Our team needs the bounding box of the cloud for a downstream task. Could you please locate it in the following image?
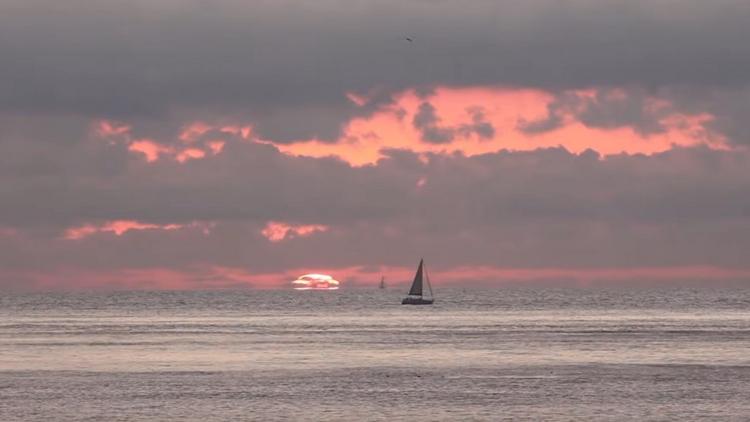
[2,1,750,289]
[577,89,668,136]
[663,86,750,146]
[3,1,750,142]
[413,102,455,143]
[413,102,496,144]
[261,221,329,242]
[458,107,495,140]
[64,220,213,240]
[517,88,674,136]
[2,116,750,289]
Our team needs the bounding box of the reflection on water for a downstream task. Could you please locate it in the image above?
[1,288,749,420]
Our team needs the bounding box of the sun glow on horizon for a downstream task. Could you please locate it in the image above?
[292,273,340,290]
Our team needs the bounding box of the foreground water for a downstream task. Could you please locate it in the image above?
[1,288,749,421]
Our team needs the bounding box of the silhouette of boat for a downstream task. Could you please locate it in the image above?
[379,276,386,289]
[401,259,434,305]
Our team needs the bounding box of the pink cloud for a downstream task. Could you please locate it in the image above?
[179,121,213,143]
[207,140,226,154]
[94,88,726,168]
[64,220,213,240]
[176,148,207,162]
[345,91,368,107]
[93,120,131,138]
[261,221,329,242]
[129,139,172,162]
[274,87,726,166]
[220,125,253,140]
[94,119,248,163]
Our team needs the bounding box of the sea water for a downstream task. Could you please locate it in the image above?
[1,288,749,421]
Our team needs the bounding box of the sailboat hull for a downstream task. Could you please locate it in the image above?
[401,297,434,305]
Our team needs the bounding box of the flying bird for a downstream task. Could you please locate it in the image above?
[405,37,413,42]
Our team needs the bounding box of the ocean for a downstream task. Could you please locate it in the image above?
[1,288,749,421]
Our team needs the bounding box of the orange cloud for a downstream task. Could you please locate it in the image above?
[207,140,226,154]
[176,148,206,162]
[64,220,213,240]
[261,221,329,242]
[179,121,213,143]
[129,139,171,162]
[345,91,369,107]
[94,119,245,164]
[95,87,726,168]
[274,87,726,166]
[94,120,131,138]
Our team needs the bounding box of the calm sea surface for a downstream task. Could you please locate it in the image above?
[1,288,749,421]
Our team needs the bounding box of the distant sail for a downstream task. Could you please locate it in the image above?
[379,276,386,289]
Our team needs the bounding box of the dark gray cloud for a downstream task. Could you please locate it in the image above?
[459,107,495,140]
[517,88,672,136]
[3,1,750,289]
[413,103,495,143]
[517,103,567,135]
[3,1,750,141]
[413,102,455,143]
[577,89,667,135]
[660,86,750,146]
[2,115,750,281]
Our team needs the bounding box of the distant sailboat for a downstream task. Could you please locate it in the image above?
[401,259,434,305]
[379,276,386,289]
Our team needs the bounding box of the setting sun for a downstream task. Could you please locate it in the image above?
[291,274,340,290]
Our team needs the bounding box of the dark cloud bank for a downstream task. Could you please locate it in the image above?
[2,1,750,288]
[2,0,750,142]
[2,119,750,283]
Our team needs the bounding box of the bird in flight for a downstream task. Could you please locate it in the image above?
[405,37,413,42]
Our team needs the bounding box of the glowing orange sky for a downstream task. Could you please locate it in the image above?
[64,220,215,239]
[96,87,726,168]
[261,221,329,242]
[17,264,750,291]
[273,87,725,166]
[68,86,742,290]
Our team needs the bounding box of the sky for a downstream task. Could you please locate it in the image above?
[2,0,750,290]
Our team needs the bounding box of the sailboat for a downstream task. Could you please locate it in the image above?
[379,276,386,289]
[401,259,434,305]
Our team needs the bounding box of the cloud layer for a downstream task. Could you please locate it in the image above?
[2,117,750,289]
[3,0,750,141]
[2,1,750,289]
